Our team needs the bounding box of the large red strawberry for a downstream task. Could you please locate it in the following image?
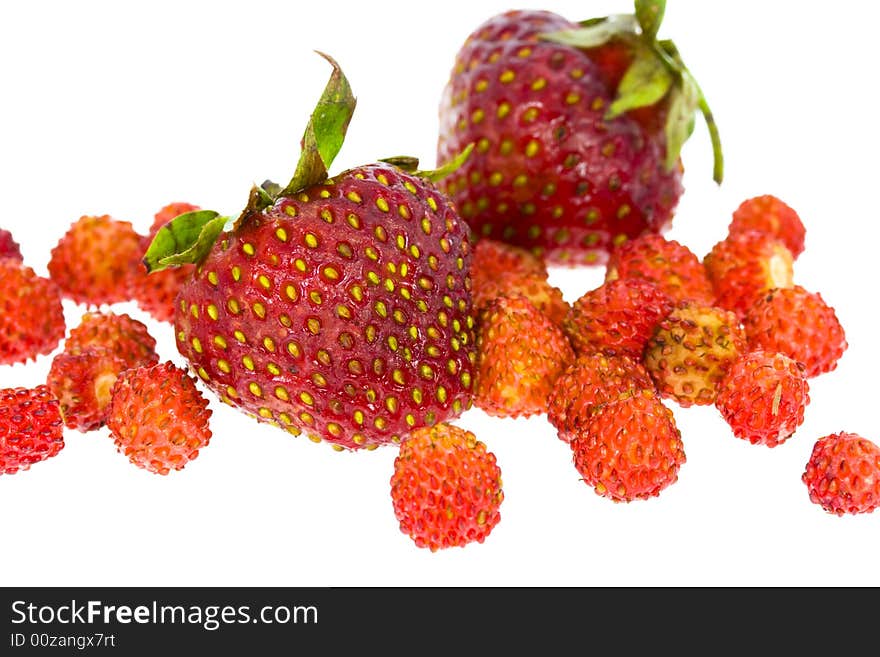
[144,55,476,451]
[437,1,722,265]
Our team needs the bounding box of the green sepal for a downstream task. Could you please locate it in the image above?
[635,0,666,40]
[380,143,474,183]
[417,143,474,183]
[378,156,420,172]
[663,73,700,174]
[605,49,673,119]
[142,210,233,273]
[281,52,356,197]
[540,14,638,49]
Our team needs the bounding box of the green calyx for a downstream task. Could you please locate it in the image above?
[540,0,723,184]
[143,52,358,272]
[379,143,475,183]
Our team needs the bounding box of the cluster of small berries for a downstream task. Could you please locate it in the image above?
[0,206,213,478]
[468,194,876,518]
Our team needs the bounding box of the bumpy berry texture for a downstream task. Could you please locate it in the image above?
[474,293,574,418]
[703,230,793,319]
[0,385,64,476]
[0,260,66,366]
[802,432,880,516]
[563,278,673,358]
[106,361,213,475]
[473,269,568,327]
[471,237,547,281]
[390,423,503,551]
[547,351,655,442]
[570,389,686,503]
[47,348,130,432]
[644,302,747,407]
[729,194,805,259]
[606,234,714,304]
[743,285,846,378]
[174,164,476,451]
[131,202,201,322]
[436,10,683,265]
[64,311,159,367]
[715,350,809,448]
[48,214,142,306]
[0,228,23,262]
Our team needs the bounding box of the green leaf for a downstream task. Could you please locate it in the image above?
[281,52,357,197]
[635,0,666,39]
[540,14,638,50]
[143,210,231,272]
[663,73,700,173]
[605,51,673,119]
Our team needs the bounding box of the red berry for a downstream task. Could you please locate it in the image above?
[46,347,130,432]
[729,194,805,259]
[563,278,673,358]
[802,432,880,516]
[474,293,574,418]
[715,350,810,448]
[644,302,747,407]
[390,422,503,551]
[571,390,686,503]
[0,260,66,366]
[547,351,655,442]
[0,385,64,476]
[0,228,23,262]
[106,361,213,475]
[703,230,794,319]
[606,234,715,304]
[48,214,142,306]
[436,10,687,265]
[470,240,568,324]
[64,311,158,368]
[742,285,847,378]
[174,164,476,450]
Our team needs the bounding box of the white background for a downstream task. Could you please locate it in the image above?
[1,0,878,587]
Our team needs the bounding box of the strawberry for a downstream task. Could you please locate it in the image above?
[473,269,569,326]
[390,422,503,551]
[715,350,810,448]
[547,351,655,442]
[742,285,847,378]
[570,389,686,503]
[729,194,805,259]
[0,260,66,366]
[644,301,747,406]
[144,56,476,451]
[436,2,722,265]
[703,230,793,319]
[802,432,880,516]
[48,214,142,306]
[47,347,129,432]
[605,233,714,304]
[0,385,64,476]
[470,237,568,324]
[0,228,23,262]
[64,311,158,368]
[471,237,547,280]
[130,202,201,322]
[474,293,574,418]
[106,361,213,475]
[563,277,673,358]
